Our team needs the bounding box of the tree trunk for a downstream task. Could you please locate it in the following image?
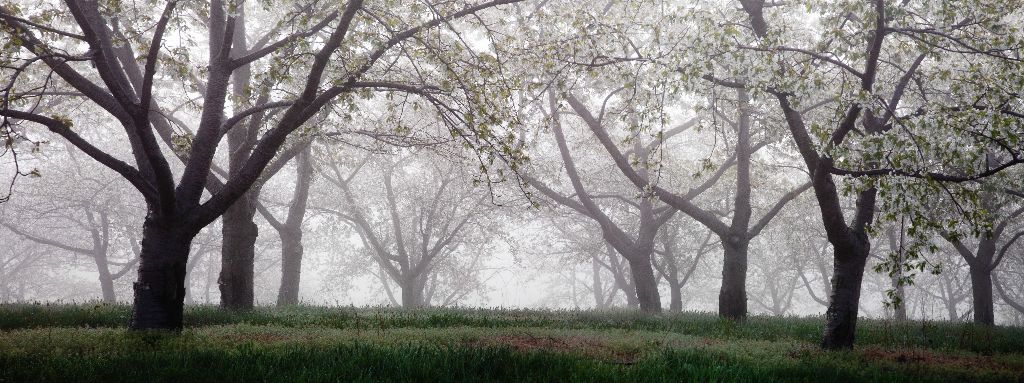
[94,254,116,303]
[218,194,258,310]
[591,255,605,309]
[276,229,303,306]
[668,280,682,312]
[401,275,425,308]
[626,254,661,312]
[719,237,748,319]
[821,242,869,350]
[969,265,995,325]
[129,217,192,331]
[893,280,907,321]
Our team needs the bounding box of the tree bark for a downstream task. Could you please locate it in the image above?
[719,237,749,319]
[129,216,192,330]
[218,196,258,310]
[626,254,661,312]
[969,265,995,325]
[218,12,259,311]
[820,242,870,350]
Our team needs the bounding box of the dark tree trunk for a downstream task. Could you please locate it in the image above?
[218,195,258,310]
[129,217,192,331]
[719,237,749,319]
[276,229,303,306]
[218,15,259,311]
[821,242,870,350]
[626,254,661,312]
[969,265,995,325]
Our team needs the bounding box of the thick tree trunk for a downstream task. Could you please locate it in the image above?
[129,217,192,331]
[969,265,995,325]
[719,238,748,319]
[218,194,258,310]
[401,275,425,308]
[626,254,661,312]
[276,229,303,306]
[821,242,869,350]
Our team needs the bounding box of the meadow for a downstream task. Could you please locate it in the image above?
[0,304,1021,382]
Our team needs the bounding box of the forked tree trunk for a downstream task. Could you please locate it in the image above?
[626,254,661,312]
[129,217,193,330]
[969,265,995,325]
[821,241,870,350]
[276,229,303,306]
[219,195,258,310]
[719,238,749,319]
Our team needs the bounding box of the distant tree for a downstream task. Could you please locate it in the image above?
[319,152,496,308]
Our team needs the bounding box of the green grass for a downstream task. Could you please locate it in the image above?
[0,304,1022,382]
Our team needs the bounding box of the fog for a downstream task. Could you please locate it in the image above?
[1,0,1023,341]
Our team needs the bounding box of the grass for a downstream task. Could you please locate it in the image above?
[0,304,1021,382]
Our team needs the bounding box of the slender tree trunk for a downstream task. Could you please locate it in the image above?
[219,196,258,310]
[276,229,303,306]
[821,241,870,350]
[94,254,116,303]
[626,254,661,312]
[719,237,749,319]
[893,275,907,321]
[969,265,995,325]
[275,147,312,306]
[218,13,259,311]
[591,255,605,309]
[886,227,907,321]
[129,217,192,330]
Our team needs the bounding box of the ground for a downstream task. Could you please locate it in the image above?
[0,304,1021,382]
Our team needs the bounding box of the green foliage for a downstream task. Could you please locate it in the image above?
[0,304,1022,382]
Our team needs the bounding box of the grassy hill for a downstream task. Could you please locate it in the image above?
[0,304,1021,382]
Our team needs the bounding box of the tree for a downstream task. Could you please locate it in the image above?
[0,143,140,302]
[0,0,523,329]
[319,151,496,308]
[723,0,1024,348]
[520,91,678,312]
[940,193,1024,324]
[256,145,314,306]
